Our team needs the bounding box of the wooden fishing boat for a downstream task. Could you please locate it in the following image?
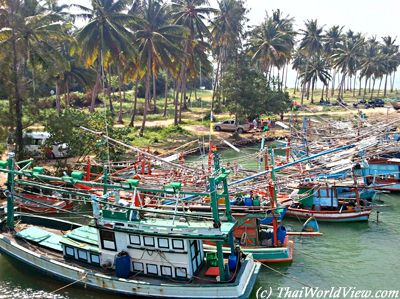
[0,153,261,298]
[286,206,372,222]
[360,158,400,192]
[286,182,373,222]
[16,192,73,213]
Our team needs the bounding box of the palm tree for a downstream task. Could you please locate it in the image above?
[131,0,186,136]
[298,19,324,103]
[360,39,380,99]
[299,56,331,102]
[332,35,364,100]
[74,0,135,112]
[0,0,68,157]
[248,10,295,87]
[171,0,216,123]
[210,0,246,110]
[323,25,343,97]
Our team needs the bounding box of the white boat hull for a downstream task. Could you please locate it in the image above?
[0,234,260,298]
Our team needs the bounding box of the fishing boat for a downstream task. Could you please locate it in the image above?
[286,182,372,222]
[0,153,260,298]
[15,188,74,213]
[361,158,400,191]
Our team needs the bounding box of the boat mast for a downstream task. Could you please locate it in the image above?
[6,152,15,229]
[269,148,278,246]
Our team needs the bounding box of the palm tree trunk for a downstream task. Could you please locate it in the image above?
[106,71,114,117]
[163,72,169,117]
[179,87,184,123]
[55,79,61,115]
[284,62,289,90]
[90,69,101,112]
[211,58,221,113]
[65,81,70,108]
[368,77,371,93]
[331,69,336,97]
[306,81,311,102]
[363,77,368,99]
[11,20,24,158]
[129,79,139,127]
[174,78,181,125]
[384,73,389,97]
[140,55,152,136]
[358,76,362,96]
[370,77,376,100]
[321,84,325,100]
[117,65,123,124]
[377,77,383,96]
[310,78,315,104]
[353,74,357,97]
[153,73,157,113]
[391,71,396,92]
[294,73,298,95]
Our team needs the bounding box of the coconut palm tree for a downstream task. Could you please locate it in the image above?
[210,0,246,110]
[248,13,295,85]
[0,0,69,157]
[298,19,324,103]
[332,35,364,100]
[74,0,135,112]
[323,25,343,97]
[299,56,331,102]
[130,0,186,136]
[171,0,216,123]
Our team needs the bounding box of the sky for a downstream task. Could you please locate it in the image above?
[63,0,400,90]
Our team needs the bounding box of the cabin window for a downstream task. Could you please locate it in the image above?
[190,240,201,272]
[78,249,88,261]
[143,236,155,247]
[100,230,117,251]
[65,246,74,257]
[129,234,141,245]
[90,254,100,265]
[175,267,187,278]
[161,265,172,277]
[158,238,169,249]
[132,262,144,272]
[172,239,184,250]
[146,264,158,275]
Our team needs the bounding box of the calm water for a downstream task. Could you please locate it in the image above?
[1,146,399,298]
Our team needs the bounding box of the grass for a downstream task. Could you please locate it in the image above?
[2,86,398,154]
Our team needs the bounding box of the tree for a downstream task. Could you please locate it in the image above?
[210,0,247,110]
[298,19,324,103]
[131,0,186,136]
[248,10,295,87]
[171,0,216,123]
[222,53,291,121]
[0,0,68,157]
[74,0,135,112]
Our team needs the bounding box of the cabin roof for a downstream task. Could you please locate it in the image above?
[65,225,98,246]
[101,216,236,240]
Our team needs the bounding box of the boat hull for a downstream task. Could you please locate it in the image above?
[204,237,294,264]
[286,207,371,222]
[0,217,260,299]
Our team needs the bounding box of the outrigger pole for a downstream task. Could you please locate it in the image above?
[79,126,196,172]
[229,144,355,186]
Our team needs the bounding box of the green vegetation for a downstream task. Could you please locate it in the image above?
[0,0,399,159]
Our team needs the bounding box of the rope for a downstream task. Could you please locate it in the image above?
[50,272,88,294]
[250,256,315,289]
